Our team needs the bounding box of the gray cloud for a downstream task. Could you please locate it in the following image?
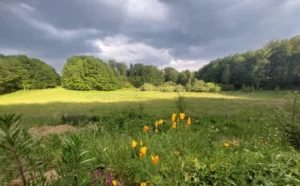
[0,0,299,72]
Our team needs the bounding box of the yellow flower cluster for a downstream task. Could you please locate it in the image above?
[171,113,191,128]
[131,113,192,185]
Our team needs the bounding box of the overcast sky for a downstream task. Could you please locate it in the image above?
[1,0,300,72]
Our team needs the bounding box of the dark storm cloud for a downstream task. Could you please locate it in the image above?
[0,0,299,71]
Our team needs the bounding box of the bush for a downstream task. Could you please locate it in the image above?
[140,83,157,91]
[242,85,255,93]
[158,82,177,92]
[274,85,280,91]
[222,84,236,91]
[175,85,186,92]
[191,80,221,92]
[123,81,134,88]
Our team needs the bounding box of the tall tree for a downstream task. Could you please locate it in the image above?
[221,64,230,85]
[164,67,179,83]
[62,56,120,91]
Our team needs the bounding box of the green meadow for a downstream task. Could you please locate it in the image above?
[1,88,300,186]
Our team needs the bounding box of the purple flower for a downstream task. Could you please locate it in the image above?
[104,179,112,186]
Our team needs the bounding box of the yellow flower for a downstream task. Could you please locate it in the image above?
[276,140,279,143]
[141,182,148,186]
[140,147,147,158]
[171,113,177,122]
[155,129,158,133]
[155,121,159,127]
[151,155,159,165]
[112,180,117,186]
[131,140,137,148]
[158,120,163,125]
[224,142,230,147]
[172,122,177,129]
[139,152,143,159]
[179,113,185,120]
[140,140,143,146]
[143,125,149,132]
[187,117,191,125]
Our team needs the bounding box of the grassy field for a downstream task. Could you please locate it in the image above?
[0,87,288,128]
[1,88,300,185]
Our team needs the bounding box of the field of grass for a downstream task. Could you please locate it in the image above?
[1,88,300,185]
[0,87,288,128]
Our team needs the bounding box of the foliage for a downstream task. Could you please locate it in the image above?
[0,55,60,94]
[139,82,186,92]
[56,134,95,185]
[108,59,127,88]
[127,63,164,87]
[197,35,300,90]
[176,93,186,112]
[61,56,120,91]
[276,91,300,149]
[242,85,255,93]
[221,84,236,91]
[0,114,46,185]
[191,80,221,92]
[139,83,157,91]
[158,81,177,92]
[164,67,179,83]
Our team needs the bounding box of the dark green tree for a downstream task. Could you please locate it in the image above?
[164,67,179,83]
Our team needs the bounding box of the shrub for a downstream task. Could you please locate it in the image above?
[175,85,186,92]
[276,91,300,149]
[158,81,177,92]
[242,85,255,92]
[139,83,157,91]
[191,80,221,92]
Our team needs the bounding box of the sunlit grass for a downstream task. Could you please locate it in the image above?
[0,87,284,105]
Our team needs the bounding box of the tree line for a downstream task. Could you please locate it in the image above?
[196,35,300,90]
[0,54,60,94]
[1,35,299,94]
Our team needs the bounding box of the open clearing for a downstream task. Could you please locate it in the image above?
[1,88,299,185]
[0,88,288,128]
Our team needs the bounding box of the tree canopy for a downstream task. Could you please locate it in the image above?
[0,55,60,94]
[196,36,300,90]
[61,56,120,91]
[127,63,165,87]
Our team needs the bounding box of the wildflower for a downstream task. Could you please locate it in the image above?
[187,117,191,125]
[155,129,158,133]
[172,113,177,122]
[141,182,148,186]
[140,140,143,146]
[143,125,149,132]
[155,121,159,127]
[224,142,230,147]
[151,155,159,165]
[131,140,137,148]
[158,120,163,125]
[172,122,177,129]
[139,152,143,159]
[179,113,185,120]
[140,147,148,158]
[112,180,117,186]
[276,140,279,143]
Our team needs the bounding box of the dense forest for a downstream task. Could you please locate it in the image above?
[1,36,299,94]
[196,36,300,90]
[0,54,60,94]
